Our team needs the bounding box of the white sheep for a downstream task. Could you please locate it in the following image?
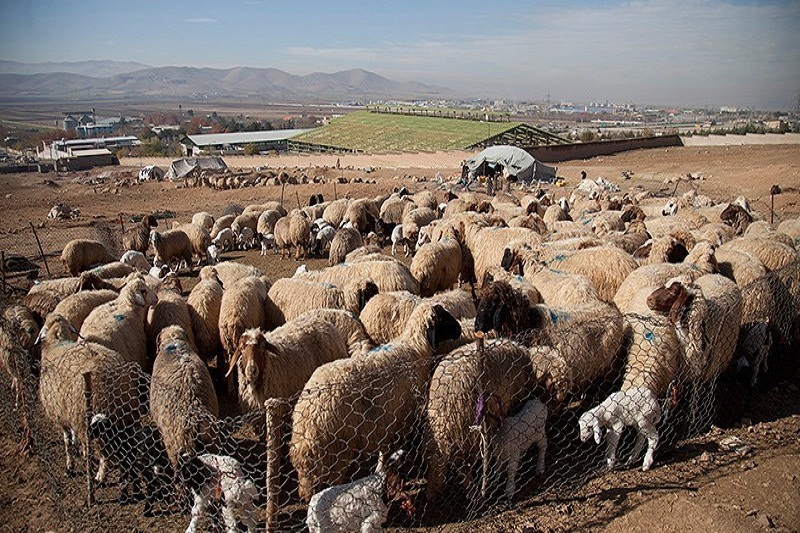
[178,453,258,533]
[212,227,235,251]
[578,387,661,471]
[260,233,276,256]
[391,224,407,256]
[120,250,151,272]
[492,398,548,499]
[237,226,256,250]
[306,450,406,533]
[206,244,220,265]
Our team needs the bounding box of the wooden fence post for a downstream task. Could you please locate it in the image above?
[1,251,6,294]
[280,183,286,208]
[83,372,95,506]
[475,332,491,501]
[264,399,284,532]
[29,222,51,278]
[333,181,338,201]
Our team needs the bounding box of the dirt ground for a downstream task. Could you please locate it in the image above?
[1,143,799,532]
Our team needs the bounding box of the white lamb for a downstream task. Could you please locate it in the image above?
[206,244,220,265]
[178,453,259,533]
[391,224,407,256]
[260,233,275,256]
[306,450,406,533]
[237,227,256,250]
[492,398,548,499]
[578,387,661,472]
[120,250,151,272]
[212,227,235,251]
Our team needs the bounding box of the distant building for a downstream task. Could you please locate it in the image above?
[63,115,79,131]
[181,129,312,156]
[38,135,141,169]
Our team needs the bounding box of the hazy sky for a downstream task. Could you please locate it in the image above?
[1,0,799,109]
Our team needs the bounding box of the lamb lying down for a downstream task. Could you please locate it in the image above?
[306,449,409,533]
[178,452,259,533]
[578,386,661,471]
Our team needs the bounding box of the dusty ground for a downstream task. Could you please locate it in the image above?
[1,143,799,532]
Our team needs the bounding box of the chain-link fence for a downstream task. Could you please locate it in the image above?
[1,260,798,532]
[0,218,125,291]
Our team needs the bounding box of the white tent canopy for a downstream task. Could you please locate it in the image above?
[165,156,227,180]
[466,145,556,183]
[138,165,165,181]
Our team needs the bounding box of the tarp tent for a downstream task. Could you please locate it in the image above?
[138,165,165,181]
[165,156,227,180]
[465,145,556,183]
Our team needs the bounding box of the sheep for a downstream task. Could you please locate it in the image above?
[743,221,795,249]
[191,211,215,231]
[612,240,719,312]
[80,275,159,368]
[260,233,276,256]
[299,258,420,294]
[61,239,116,276]
[715,248,768,287]
[88,413,172,515]
[474,280,539,337]
[306,449,407,533]
[285,211,312,260]
[150,325,219,467]
[150,229,194,272]
[174,223,213,265]
[3,304,39,353]
[123,214,158,254]
[243,202,285,216]
[1,318,31,408]
[52,289,118,331]
[360,289,475,345]
[481,267,543,306]
[542,203,571,231]
[210,214,236,239]
[206,244,220,265]
[200,261,263,290]
[178,452,259,533]
[313,225,336,257]
[542,245,639,303]
[425,338,534,501]
[342,197,379,233]
[212,227,235,251]
[490,398,548,499]
[266,277,379,323]
[120,250,151,272]
[146,281,197,355]
[391,224,408,256]
[777,216,800,246]
[37,313,143,476]
[578,387,661,471]
[717,237,798,272]
[187,271,224,362]
[237,226,256,250]
[296,308,376,357]
[227,315,351,412]
[290,303,462,500]
[719,202,753,235]
[345,244,383,262]
[257,209,283,236]
[411,226,462,297]
[401,207,438,247]
[24,273,117,321]
[218,275,270,394]
[230,212,260,237]
[329,227,363,265]
[462,221,541,286]
[323,198,350,228]
[85,261,137,279]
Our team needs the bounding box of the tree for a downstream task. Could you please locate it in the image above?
[244,143,260,156]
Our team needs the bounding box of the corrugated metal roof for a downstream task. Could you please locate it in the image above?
[71,148,113,157]
[187,129,312,147]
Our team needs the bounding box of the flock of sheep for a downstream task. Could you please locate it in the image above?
[2,177,800,532]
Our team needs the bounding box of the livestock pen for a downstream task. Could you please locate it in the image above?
[1,259,798,532]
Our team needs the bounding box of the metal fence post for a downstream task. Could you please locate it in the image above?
[264,399,284,532]
[83,372,95,506]
[29,222,51,278]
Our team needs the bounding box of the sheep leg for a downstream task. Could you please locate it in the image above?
[604,427,621,470]
[641,425,659,471]
[504,451,521,499]
[391,242,397,256]
[95,455,109,483]
[185,492,206,533]
[536,438,547,476]
[361,510,387,533]
[627,432,647,467]
[63,429,75,475]
[221,502,239,533]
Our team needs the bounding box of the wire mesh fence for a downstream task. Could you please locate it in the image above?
[0,260,798,532]
[0,218,125,291]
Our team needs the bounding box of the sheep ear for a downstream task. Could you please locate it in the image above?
[376,451,386,474]
[593,425,602,445]
[225,342,243,378]
[34,326,47,345]
[134,290,146,306]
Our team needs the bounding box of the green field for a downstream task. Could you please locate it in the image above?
[292,111,520,152]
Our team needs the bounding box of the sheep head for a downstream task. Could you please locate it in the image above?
[226,329,283,386]
[410,304,460,351]
[143,214,159,228]
[38,313,78,345]
[684,240,719,274]
[621,204,645,223]
[156,325,190,350]
[475,279,536,336]
[123,277,159,307]
[578,410,602,445]
[647,279,695,325]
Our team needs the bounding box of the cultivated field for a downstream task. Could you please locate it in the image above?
[1,143,799,533]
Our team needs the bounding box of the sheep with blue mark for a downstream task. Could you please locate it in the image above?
[290,302,462,501]
[146,274,197,357]
[266,276,379,323]
[79,274,159,369]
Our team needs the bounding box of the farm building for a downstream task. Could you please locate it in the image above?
[181,129,312,156]
[288,110,570,153]
[37,135,140,170]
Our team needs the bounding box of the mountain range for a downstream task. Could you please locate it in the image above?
[0,60,451,101]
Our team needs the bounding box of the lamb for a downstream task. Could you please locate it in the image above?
[150,229,194,272]
[191,211,215,231]
[360,289,475,345]
[578,387,661,471]
[391,224,408,256]
[227,314,351,411]
[178,452,259,533]
[212,227,235,251]
[425,338,534,501]
[61,239,116,276]
[187,270,224,362]
[266,277,379,322]
[80,275,159,368]
[237,226,256,250]
[200,261,263,290]
[52,289,118,331]
[306,450,407,533]
[411,226,462,297]
[210,214,235,239]
[150,325,219,467]
[260,233,276,256]
[120,250,151,272]
[313,225,336,256]
[206,244,220,265]
[123,214,158,254]
[329,227,363,265]
[37,313,143,476]
[290,303,461,500]
[88,413,172,515]
[490,398,548,499]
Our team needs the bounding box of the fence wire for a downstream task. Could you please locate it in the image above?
[0,260,798,532]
